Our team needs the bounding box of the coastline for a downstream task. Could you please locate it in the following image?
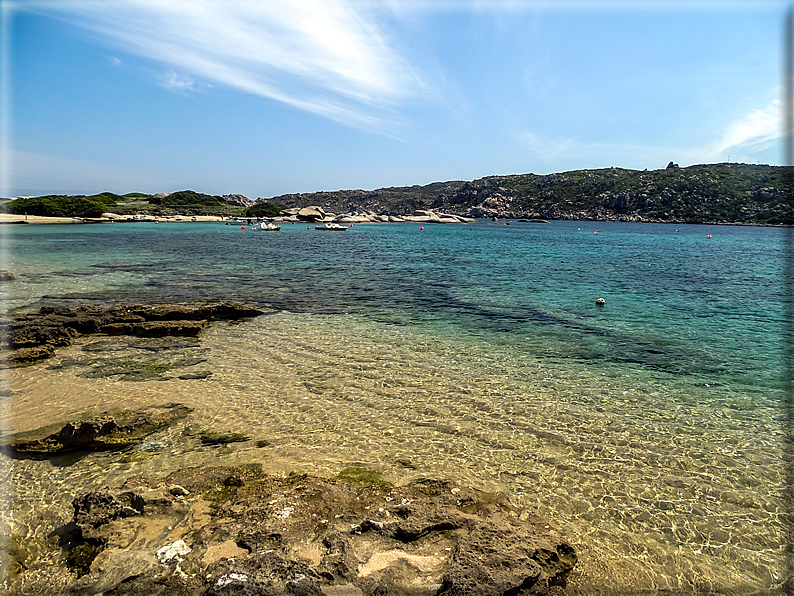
[0,214,226,225]
[0,220,788,593]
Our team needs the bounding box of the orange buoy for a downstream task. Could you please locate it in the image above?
[240,226,245,229]
[675,229,679,232]
[594,231,598,235]
[707,235,712,238]
[349,224,353,227]
[419,226,424,230]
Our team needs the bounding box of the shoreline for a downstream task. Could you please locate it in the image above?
[1,287,788,592]
[0,214,227,225]
[0,212,789,228]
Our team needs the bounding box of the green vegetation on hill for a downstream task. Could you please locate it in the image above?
[244,202,286,218]
[2,191,248,218]
[144,190,245,216]
[3,195,108,218]
[264,163,793,225]
[4,164,791,224]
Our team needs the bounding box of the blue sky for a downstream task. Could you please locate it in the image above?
[0,0,786,199]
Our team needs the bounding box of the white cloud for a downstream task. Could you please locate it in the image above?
[162,71,196,93]
[21,0,426,130]
[515,98,784,171]
[514,130,678,170]
[707,99,781,158]
[373,0,785,13]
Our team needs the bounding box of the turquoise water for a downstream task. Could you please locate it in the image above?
[0,219,790,592]
[3,220,786,399]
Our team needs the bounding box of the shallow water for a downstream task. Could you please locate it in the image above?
[0,220,790,592]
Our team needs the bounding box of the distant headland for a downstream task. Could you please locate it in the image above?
[3,162,791,226]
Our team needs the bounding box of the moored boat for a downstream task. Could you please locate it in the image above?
[314,223,347,231]
[254,222,281,231]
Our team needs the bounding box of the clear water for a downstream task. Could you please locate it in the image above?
[0,220,790,592]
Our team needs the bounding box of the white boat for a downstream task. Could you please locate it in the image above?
[314,223,347,231]
[254,222,281,231]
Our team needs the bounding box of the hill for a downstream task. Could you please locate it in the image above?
[259,163,792,225]
[3,163,790,224]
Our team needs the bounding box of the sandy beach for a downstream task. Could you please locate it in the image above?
[0,214,226,225]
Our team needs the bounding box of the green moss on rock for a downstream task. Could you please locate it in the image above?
[336,465,393,489]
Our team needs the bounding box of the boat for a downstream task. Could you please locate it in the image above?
[253,222,281,231]
[314,223,347,231]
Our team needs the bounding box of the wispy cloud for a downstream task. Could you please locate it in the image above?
[162,71,196,93]
[20,0,426,130]
[515,100,784,171]
[707,99,781,158]
[377,0,785,13]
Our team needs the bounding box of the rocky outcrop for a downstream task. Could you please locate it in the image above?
[33,465,576,596]
[222,194,255,208]
[0,270,14,281]
[297,206,326,221]
[257,163,793,226]
[1,301,265,365]
[1,403,193,455]
[269,206,475,225]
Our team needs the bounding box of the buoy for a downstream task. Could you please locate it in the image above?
[594,231,598,235]
[419,226,424,230]
[675,229,679,232]
[240,226,245,229]
[307,226,310,229]
[349,224,353,227]
[706,235,712,239]
[596,298,605,306]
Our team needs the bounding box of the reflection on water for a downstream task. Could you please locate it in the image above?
[1,312,789,592]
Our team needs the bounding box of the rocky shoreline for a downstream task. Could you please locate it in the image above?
[261,206,476,225]
[2,407,577,595]
[1,300,579,595]
[1,301,265,366]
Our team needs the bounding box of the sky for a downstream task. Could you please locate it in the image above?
[0,0,787,200]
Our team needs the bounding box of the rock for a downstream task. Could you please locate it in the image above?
[336,215,372,224]
[8,323,76,349]
[74,548,159,595]
[206,551,325,596]
[198,431,251,445]
[297,206,326,221]
[0,270,14,281]
[40,467,577,595]
[2,403,193,455]
[127,302,264,322]
[169,485,190,497]
[1,301,265,364]
[8,345,55,365]
[99,320,206,337]
[156,540,191,564]
[223,194,255,208]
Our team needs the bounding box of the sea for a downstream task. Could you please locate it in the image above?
[0,219,790,593]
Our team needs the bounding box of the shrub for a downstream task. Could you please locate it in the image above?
[6,196,107,218]
[245,202,286,218]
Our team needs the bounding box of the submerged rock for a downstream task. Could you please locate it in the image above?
[33,465,577,596]
[1,301,265,365]
[1,403,193,455]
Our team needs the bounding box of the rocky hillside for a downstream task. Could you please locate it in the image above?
[259,163,792,225]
